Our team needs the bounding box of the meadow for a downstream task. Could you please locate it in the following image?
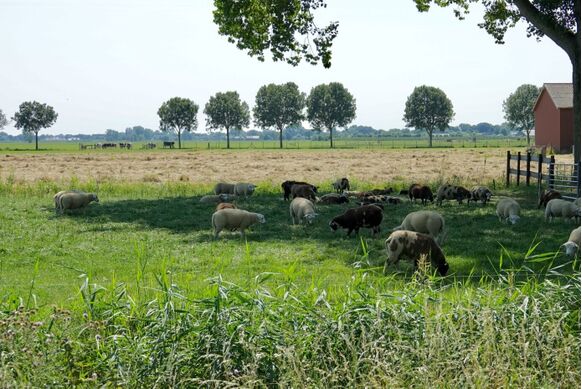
[0,148,579,386]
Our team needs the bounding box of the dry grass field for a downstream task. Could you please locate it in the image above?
[1,147,570,185]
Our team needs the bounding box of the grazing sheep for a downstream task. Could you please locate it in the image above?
[384,230,449,276]
[214,182,236,195]
[545,199,581,222]
[329,204,383,236]
[392,210,445,243]
[200,194,230,204]
[538,189,561,209]
[435,184,472,206]
[469,186,493,205]
[54,190,83,211]
[332,178,350,193]
[234,182,257,197]
[408,184,434,205]
[562,226,581,257]
[318,193,349,205]
[496,198,521,224]
[291,184,317,202]
[281,180,317,201]
[211,209,265,239]
[58,192,99,213]
[216,202,237,211]
[290,197,318,225]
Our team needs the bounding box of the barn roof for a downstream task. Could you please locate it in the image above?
[533,83,573,111]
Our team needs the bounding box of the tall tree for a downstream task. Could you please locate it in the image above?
[0,109,7,130]
[502,84,540,145]
[306,82,356,148]
[12,101,58,151]
[254,82,305,149]
[403,85,454,147]
[204,91,250,149]
[157,97,199,149]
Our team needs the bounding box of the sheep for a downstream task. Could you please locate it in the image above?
[496,198,521,224]
[435,184,471,206]
[216,202,237,211]
[538,189,561,209]
[281,181,317,201]
[369,188,394,195]
[469,186,493,205]
[329,204,383,236]
[384,230,449,276]
[562,226,581,257]
[211,209,265,239]
[58,192,99,213]
[318,193,349,205]
[290,197,318,225]
[291,184,317,202]
[200,194,231,204]
[332,178,350,193]
[54,190,83,211]
[392,210,445,243]
[234,182,257,197]
[545,199,581,223]
[214,182,236,195]
[408,184,433,205]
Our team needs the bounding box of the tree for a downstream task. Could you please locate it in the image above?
[502,84,540,145]
[157,97,199,149]
[254,82,305,149]
[0,109,7,130]
[403,85,454,147]
[12,101,58,151]
[204,91,250,149]
[306,82,356,148]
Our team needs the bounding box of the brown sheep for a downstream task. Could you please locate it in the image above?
[538,189,561,209]
[216,202,237,211]
[281,180,317,201]
[435,184,472,206]
[291,184,317,202]
[409,184,434,205]
[384,230,449,276]
[329,204,383,236]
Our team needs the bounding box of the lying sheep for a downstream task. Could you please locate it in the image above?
[562,226,581,257]
[545,199,581,223]
[538,189,561,209]
[58,192,99,213]
[290,197,318,225]
[392,210,445,243]
[384,230,449,276]
[332,178,350,193]
[435,184,471,206]
[329,204,383,236]
[386,196,401,205]
[214,182,236,195]
[216,202,237,211]
[469,186,493,205]
[369,188,394,195]
[200,194,230,204]
[496,198,521,224]
[211,209,265,239]
[54,190,83,211]
[318,193,349,205]
[234,182,257,197]
[291,184,317,202]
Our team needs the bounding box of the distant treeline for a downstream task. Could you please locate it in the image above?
[0,122,514,142]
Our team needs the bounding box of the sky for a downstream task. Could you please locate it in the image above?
[0,0,572,135]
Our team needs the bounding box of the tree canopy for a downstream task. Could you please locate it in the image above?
[403,85,454,147]
[12,101,58,151]
[157,97,199,149]
[204,91,250,149]
[502,84,540,145]
[254,82,305,148]
[306,82,356,148]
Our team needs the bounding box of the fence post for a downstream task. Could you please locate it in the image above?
[516,152,521,186]
[506,150,511,187]
[549,155,555,189]
[577,162,581,197]
[526,152,531,186]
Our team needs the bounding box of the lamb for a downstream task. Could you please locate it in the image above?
[216,202,237,211]
[318,193,349,205]
[538,189,561,209]
[291,184,317,202]
[200,194,231,204]
[392,210,445,243]
[214,182,236,195]
[435,184,471,206]
[408,184,433,205]
[384,230,449,276]
[332,178,350,193]
[281,181,317,201]
[329,204,383,236]
[469,186,493,205]
[544,199,581,223]
[211,209,266,239]
[58,192,99,213]
[290,197,318,225]
[234,182,257,197]
[562,226,581,257]
[496,198,521,224]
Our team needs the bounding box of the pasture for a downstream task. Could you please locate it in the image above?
[0,149,579,387]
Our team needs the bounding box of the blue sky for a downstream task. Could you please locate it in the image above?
[0,0,571,134]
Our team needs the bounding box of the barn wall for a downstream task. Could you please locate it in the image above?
[534,90,561,150]
[559,108,574,153]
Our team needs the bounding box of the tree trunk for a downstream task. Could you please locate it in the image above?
[226,127,230,149]
[428,130,433,148]
[279,125,283,149]
[178,130,182,149]
[35,131,39,151]
[526,130,531,146]
[572,53,580,165]
[329,127,333,149]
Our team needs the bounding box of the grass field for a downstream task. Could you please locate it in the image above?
[0,152,579,386]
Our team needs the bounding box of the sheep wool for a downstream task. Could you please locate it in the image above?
[290,197,317,225]
[545,199,581,222]
[234,183,257,197]
[496,198,521,224]
[200,194,230,204]
[211,209,265,238]
[54,190,83,211]
[563,226,581,257]
[214,183,236,195]
[58,192,99,213]
[393,210,445,243]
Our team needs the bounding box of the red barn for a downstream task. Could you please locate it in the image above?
[533,83,573,153]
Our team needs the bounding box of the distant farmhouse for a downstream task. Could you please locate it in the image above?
[533,83,573,153]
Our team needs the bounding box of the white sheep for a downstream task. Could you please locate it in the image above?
[545,198,581,222]
[58,192,99,213]
[562,226,581,257]
[214,182,236,195]
[54,190,83,212]
[496,197,521,224]
[392,210,445,243]
[211,209,265,238]
[234,182,257,197]
[200,194,230,204]
[289,197,318,225]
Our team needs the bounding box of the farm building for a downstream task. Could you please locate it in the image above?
[533,83,574,153]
